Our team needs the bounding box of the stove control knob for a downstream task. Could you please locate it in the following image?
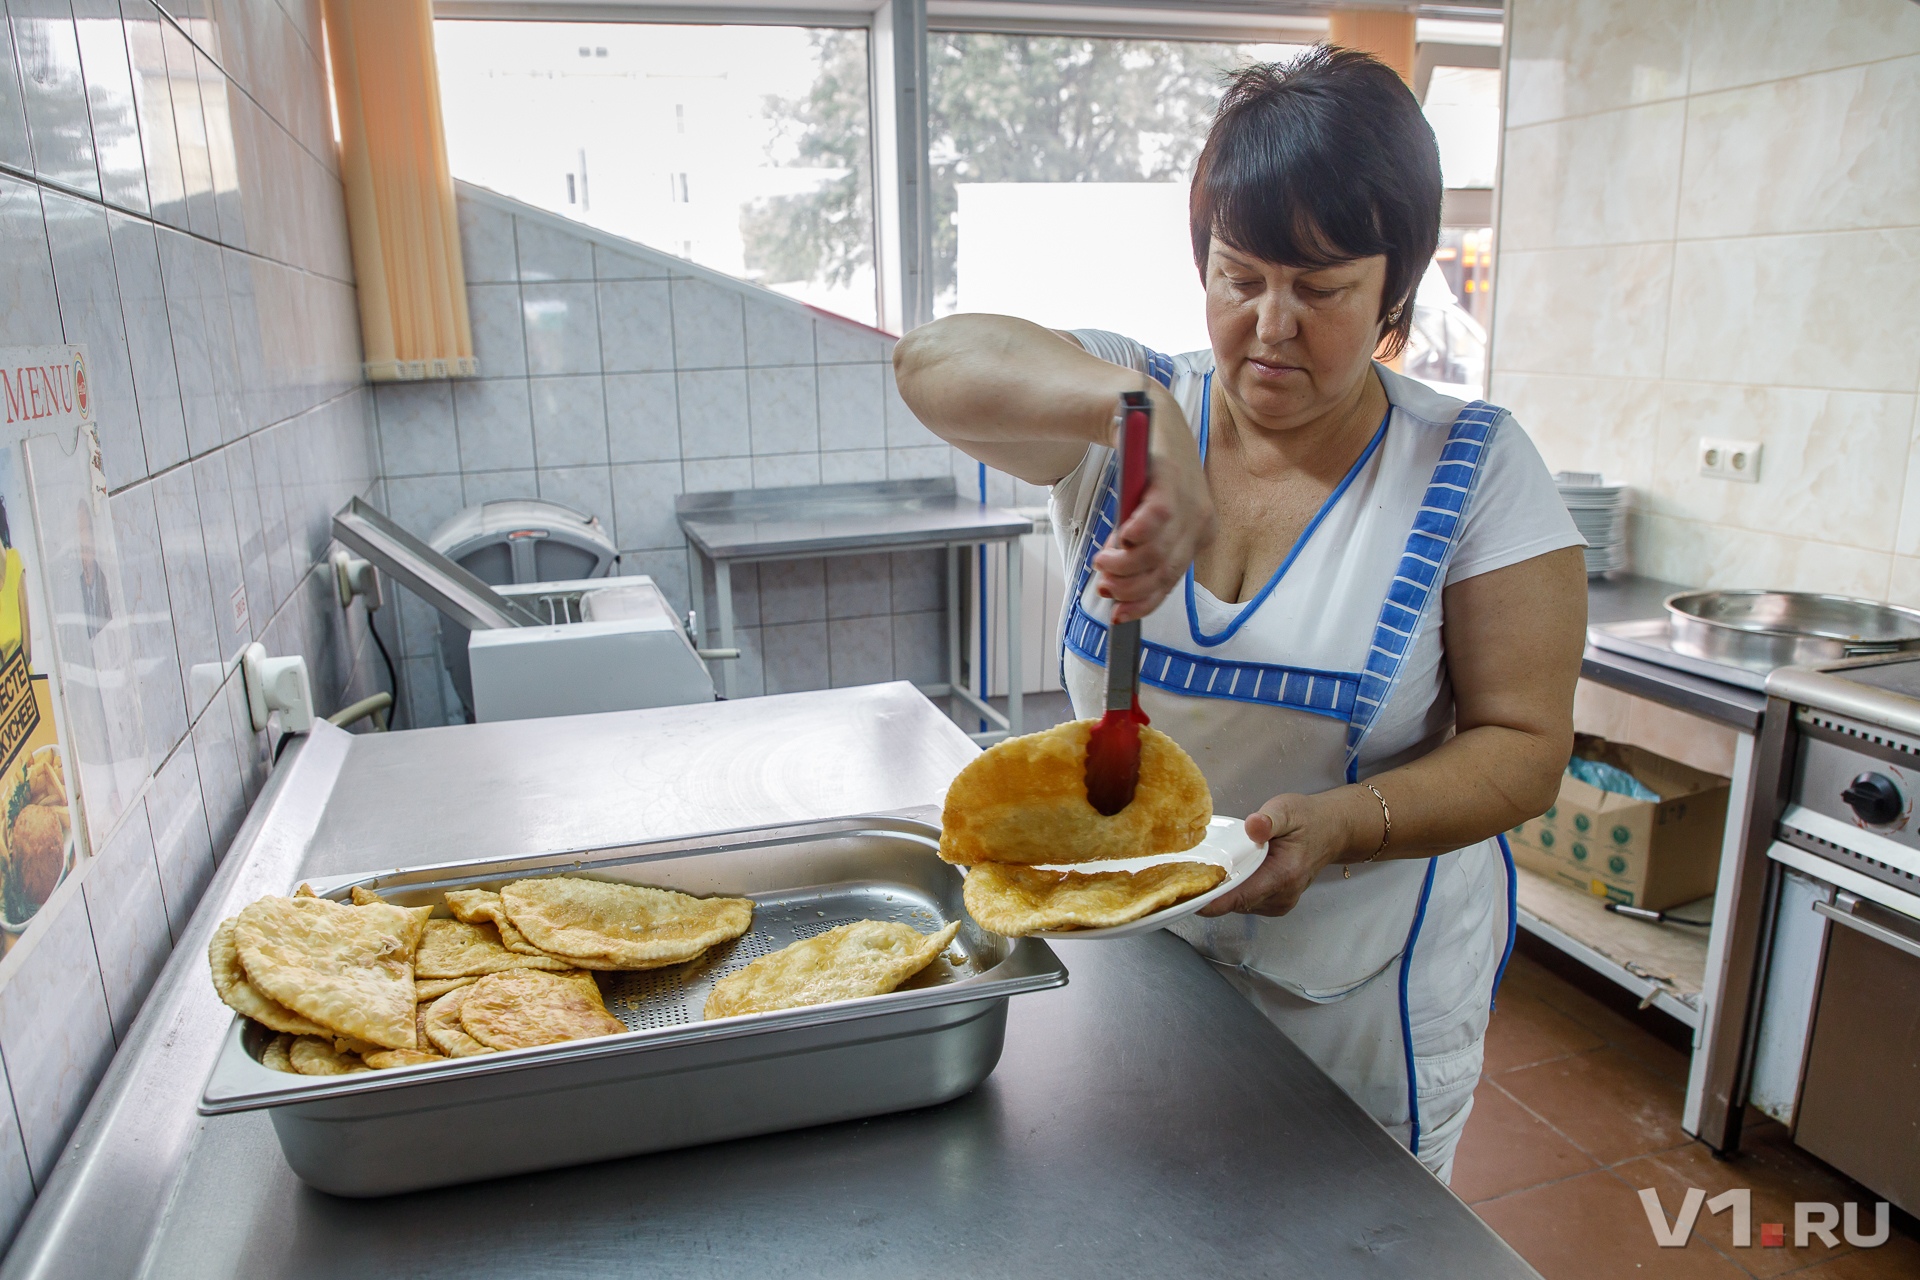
[1842,772,1903,826]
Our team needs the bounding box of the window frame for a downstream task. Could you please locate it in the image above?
[431,1,1503,334]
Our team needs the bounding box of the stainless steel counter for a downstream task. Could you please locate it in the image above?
[676,478,1036,731]
[1583,574,1766,730]
[2,684,1536,1280]
[675,477,1034,561]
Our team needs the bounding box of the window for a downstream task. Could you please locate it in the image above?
[435,21,878,326]
[924,34,1305,355]
[1408,62,1502,398]
[1422,65,1500,190]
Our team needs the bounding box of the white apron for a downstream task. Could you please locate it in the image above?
[1058,367,1518,1179]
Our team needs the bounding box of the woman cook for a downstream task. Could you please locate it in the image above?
[895,48,1587,1181]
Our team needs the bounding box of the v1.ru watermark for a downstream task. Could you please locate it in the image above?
[1639,1187,1891,1249]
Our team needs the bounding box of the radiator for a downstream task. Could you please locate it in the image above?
[970,510,1066,699]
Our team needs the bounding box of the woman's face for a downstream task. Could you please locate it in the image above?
[1204,241,1389,431]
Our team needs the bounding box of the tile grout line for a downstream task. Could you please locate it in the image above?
[1502,44,1920,132]
[0,159,357,291]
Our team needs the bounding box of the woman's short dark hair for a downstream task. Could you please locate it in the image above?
[1190,47,1442,358]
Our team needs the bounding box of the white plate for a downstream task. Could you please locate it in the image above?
[971,815,1266,941]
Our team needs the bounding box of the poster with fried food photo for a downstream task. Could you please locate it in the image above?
[0,346,152,985]
[0,348,90,960]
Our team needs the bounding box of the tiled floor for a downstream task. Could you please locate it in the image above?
[1456,944,1920,1278]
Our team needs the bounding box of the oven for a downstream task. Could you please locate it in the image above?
[1725,660,1920,1215]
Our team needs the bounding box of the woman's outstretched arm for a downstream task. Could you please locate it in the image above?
[894,314,1214,623]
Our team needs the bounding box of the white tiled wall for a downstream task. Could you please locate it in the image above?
[376,183,979,725]
[1490,0,1920,601]
[0,0,378,1250]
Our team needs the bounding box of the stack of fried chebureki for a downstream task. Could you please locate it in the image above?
[213,877,752,1075]
[940,719,1224,935]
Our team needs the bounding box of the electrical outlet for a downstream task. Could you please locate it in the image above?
[1698,437,1762,484]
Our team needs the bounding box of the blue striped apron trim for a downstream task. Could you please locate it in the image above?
[1491,833,1518,1012]
[1344,401,1501,765]
[1144,347,1175,390]
[1399,856,1440,1157]
[1060,437,1365,719]
[1185,378,1391,649]
[1060,395,1504,736]
[1064,606,1360,719]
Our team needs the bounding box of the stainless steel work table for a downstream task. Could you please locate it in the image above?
[3,684,1536,1280]
[677,478,1036,739]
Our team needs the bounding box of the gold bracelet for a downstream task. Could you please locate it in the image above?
[1343,783,1392,879]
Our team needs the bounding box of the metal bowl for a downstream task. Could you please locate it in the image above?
[1665,590,1920,670]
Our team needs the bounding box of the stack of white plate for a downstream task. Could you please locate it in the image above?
[1554,471,1629,577]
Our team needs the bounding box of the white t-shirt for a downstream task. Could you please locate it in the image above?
[1053,331,1584,774]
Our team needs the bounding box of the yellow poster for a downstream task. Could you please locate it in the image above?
[0,447,75,957]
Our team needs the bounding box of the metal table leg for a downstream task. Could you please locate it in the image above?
[713,558,736,699]
[1005,535,1023,737]
[947,544,961,700]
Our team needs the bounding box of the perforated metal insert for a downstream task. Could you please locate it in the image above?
[789,917,859,940]
[598,930,785,1031]
[591,886,972,1032]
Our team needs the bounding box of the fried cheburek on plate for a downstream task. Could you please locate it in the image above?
[704,920,960,1020]
[500,877,753,971]
[963,860,1227,935]
[938,719,1211,866]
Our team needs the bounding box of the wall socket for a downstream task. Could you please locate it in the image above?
[1699,437,1762,483]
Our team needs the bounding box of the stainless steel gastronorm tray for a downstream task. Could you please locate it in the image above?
[198,814,1066,1196]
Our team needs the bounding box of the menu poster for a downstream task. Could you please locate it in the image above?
[26,420,148,852]
[0,346,91,962]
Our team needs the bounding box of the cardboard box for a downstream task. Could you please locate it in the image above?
[1506,734,1729,911]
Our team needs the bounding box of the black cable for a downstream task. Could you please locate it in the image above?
[368,612,401,728]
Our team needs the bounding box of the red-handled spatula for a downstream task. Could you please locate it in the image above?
[1085,391,1153,816]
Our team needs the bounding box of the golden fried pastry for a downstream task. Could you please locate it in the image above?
[704,921,960,1020]
[415,918,573,979]
[232,896,430,1050]
[208,917,332,1036]
[414,975,480,1002]
[500,878,753,971]
[458,970,625,1051]
[288,1035,368,1076]
[443,889,552,957]
[422,986,495,1058]
[364,1048,444,1069]
[963,860,1227,935]
[938,719,1211,866]
[260,1033,296,1073]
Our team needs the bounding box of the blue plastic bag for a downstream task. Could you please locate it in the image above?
[1567,755,1661,803]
